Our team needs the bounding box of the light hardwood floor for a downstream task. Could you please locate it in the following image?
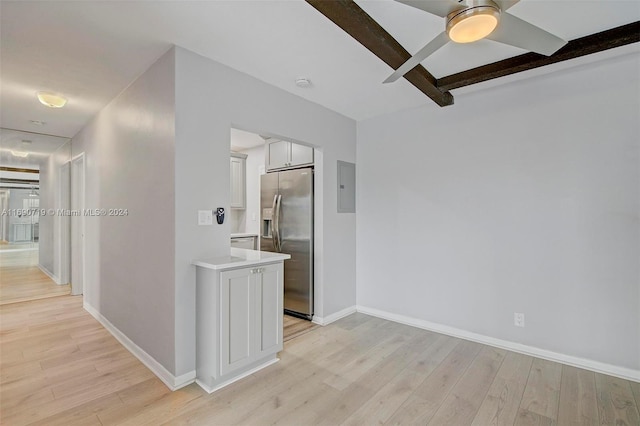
[1,295,638,426]
[283,314,318,342]
[0,248,70,305]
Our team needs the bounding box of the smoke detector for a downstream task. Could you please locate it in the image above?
[295,78,312,88]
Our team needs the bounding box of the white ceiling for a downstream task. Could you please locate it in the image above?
[231,128,267,152]
[1,1,638,139]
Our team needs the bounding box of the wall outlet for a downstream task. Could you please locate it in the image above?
[514,313,525,328]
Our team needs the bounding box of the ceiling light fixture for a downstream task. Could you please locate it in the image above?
[446,0,501,44]
[36,91,67,108]
[11,150,29,158]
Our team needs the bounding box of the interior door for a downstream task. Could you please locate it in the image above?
[278,168,313,316]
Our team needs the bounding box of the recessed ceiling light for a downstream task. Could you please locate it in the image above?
[29,120,46,126]
[37,91,67,108]
[11,150,29,158]
[295,78,312,88]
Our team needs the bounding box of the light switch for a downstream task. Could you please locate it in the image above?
[198,210,213,226]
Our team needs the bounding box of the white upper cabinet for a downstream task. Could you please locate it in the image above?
[265,139,313,171]
[230,152,247,209]
[290,142,314,166]
[265,140,289,171]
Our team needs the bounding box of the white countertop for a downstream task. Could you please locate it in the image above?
[230,233,259,238]
[192,248,290,271]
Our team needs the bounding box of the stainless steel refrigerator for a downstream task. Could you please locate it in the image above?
[260,168,313,319]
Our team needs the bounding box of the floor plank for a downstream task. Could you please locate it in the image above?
[557,365,599,425]
[630,381,640,412]
[342,333,454,425]
[428,345,507,425]
[385,339,483,424]
[594,372,640,426]
[516,358,562,425]
[472,351,533,426]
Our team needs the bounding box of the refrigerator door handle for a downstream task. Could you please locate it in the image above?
[275,194,282,252]
[271,194,278,251]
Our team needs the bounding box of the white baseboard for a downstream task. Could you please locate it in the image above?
[313,305,357,326]
[356,305,640,383]
[4,247,38,253]
[38,264,62,285]
[196,358,279,394]
[83,302,196,390]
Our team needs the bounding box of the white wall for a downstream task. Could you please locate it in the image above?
[174,46,356,376]
[72,50,177,372]
[357,53,640,372]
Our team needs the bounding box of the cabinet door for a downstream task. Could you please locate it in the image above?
[230,156,245,209]
[266,140,290,171]
[255,263,283,357]
[290,143,313,167]
[220,268,255,375]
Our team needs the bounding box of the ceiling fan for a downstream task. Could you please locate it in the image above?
[384,0,567,83]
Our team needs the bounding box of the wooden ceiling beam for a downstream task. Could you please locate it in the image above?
[437,21,640,91]
[306,0,454,107]
[0,166,39,174]
[0,178,39,185]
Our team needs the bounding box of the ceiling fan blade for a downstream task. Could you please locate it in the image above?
[492,0,520,11]
[486,12,567,56]
[394,0,463,18]
[384,31,450,83]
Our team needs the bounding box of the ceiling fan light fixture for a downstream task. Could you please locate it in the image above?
[36,91,67,108]
[447,1,501,44]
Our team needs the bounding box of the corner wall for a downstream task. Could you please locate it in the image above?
[357,53,640,374]
[71,49,177,373]
[174,46,356,376]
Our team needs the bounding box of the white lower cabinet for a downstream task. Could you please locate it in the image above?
[196,262,283,393]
